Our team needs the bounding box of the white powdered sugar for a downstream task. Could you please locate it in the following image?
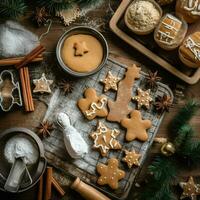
[4,135,39,165]
[57,112,89,159]
[127,1,160,31]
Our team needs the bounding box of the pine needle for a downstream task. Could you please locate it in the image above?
[0,0,27,19]
[169,100,200,138]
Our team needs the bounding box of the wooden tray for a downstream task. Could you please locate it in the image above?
[109,0,200,84]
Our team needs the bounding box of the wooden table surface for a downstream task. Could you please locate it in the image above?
[0,1,200,200]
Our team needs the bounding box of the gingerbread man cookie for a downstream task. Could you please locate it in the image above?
[77,88,108,120]
[90,122,121,156]
[107,64,141,123]
[100,71,120,92]
[73,41,89,56]
[122,150,141,168]
[121,110,152,142]
[132,88,153,109]
[97,158,125,189]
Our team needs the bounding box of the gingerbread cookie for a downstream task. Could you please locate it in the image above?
[132,88,153,109]
[90,122,121,156]
[122,150,141,168]
[77,88,108,120]
[121,110,152,142]
[100,71,120,92]
[73,41,89,56]
[97,158,125,189]
[107,64,141,123]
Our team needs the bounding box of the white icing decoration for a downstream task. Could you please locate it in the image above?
[185,36,200,61]
[184,0,200,16]
[57,112,89,159]
[92,122,119,154]
[157,14,182,45]
[85,97,107,117]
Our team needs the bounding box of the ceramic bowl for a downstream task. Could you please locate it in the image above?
[56,26,109,77]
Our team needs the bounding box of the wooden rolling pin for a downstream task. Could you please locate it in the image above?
[71,177,111,200]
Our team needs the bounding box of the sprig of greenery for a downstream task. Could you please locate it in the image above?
[169,100,200,138]
[0,0,27,19]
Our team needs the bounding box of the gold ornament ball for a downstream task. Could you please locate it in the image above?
[161,142,175,156]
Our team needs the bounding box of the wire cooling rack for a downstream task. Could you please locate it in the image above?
[43,58,174,200]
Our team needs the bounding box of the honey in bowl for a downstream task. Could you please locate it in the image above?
[61,34,103,73]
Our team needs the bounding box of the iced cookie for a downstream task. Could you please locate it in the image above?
[154,14,187,50]
[122,150,141,168]
[107,64,141,123]
[132,88,153,109]
[121,110,152,142]
[176,0,200,23]
[77,88,108,120]
[97,158,125,189]
[179,32,200,68]
[90,122,121,157]
[100,71,120,93]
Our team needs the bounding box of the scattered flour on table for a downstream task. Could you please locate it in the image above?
[4,135,39,165]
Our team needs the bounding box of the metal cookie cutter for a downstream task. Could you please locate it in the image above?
[0,70,22,112]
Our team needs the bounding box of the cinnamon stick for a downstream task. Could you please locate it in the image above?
[37,176,43,200]
[0,55,43,66]
[24,67,34,111]
[52,177,65,196]
[45,167,52,200]
[15,45,45,112]
[19,68,29,111]
[16,45,45,70]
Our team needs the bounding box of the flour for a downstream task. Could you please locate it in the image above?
[127,1,160,31]
[57,112,88,159]
[4,136,39,165]
[0,21,39,58]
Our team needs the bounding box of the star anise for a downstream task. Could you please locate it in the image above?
[146,71,162,89]
[58,79,74,95]
[154,94,172,112]
[37,121,54,138]
[33,7,49,27]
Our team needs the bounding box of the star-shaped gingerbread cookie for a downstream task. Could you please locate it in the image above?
[77,88,108,120]
[132,88,153,109]
[33,73,53,94]
[97,158,125,189]
[100,71,120,92]
[90,122,121,156]
[122,150,141,168]
[121,110,152,142]
[73,41,89,56]
[180,176,200,200]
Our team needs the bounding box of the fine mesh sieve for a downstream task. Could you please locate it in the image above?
[0,128,46,193]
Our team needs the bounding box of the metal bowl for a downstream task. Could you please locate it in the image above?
[0,128,46,193]
[56,26,109,77]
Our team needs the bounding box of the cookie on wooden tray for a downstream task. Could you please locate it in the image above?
[121,110,152,142]
[122,150,141,168]
[176,0,200,23]
[107,64,141,123]
[96,158,125,189]
[132,88,153,110]
[77,88,108,120]
[90,122,121,157]
[100,71,120,92]
[179,32,200,68]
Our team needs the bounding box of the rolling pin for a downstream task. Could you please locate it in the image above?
[71,177,111,200]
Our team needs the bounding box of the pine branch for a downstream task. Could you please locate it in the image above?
[0,0,27,19]
[76,0,102,7]
[36,0,73,14]
[169,100,200,138]
[138,156,177,200]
